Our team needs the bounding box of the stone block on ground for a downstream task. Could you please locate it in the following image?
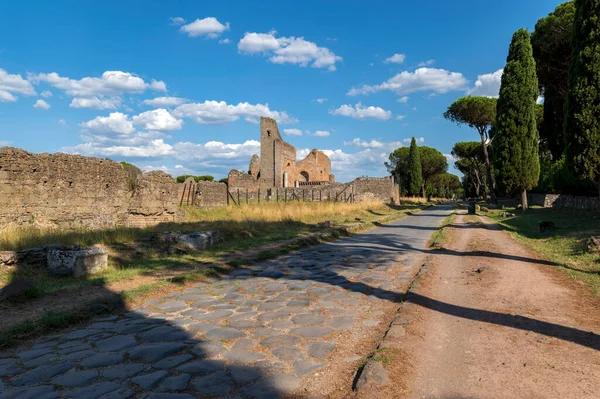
[47,247,108,277]
[587,236,600,253]
[354,361,389,391]
[159,231,221,251]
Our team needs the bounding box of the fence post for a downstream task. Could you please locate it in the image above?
[258,188,261,203]
[246,188,248,204]
[312,189,314,202]
[180,184,187,206]
[320,190,322,202]
[285,188,287,202]
[276,188,279,202]
[302,190,305,202]
[237,189,240,206]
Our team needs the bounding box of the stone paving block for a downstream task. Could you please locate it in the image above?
[308,342,335,358]
[177,359,222,374]
[227,319,263,329]
[291,313,326,326]
[102,363,149,381]
[191,341,226,357]
[153,354,193,369]
[141,326,193,342]
[51,369,98,387]
[190,310,232,321]
[242,373,301,398]
[68,381,121,399]
[223,350,265,364]
[156,373,191,392]
[128,343,186,362]
[95,335,136,351]
[192,371,234,395]
[17,348,53,361]
[204,327,244,341]
[260,334,302,348]
[294,359,326,376]
[328,316,355,330]
[62,329,101,340]
[10,360,74,386]
[131,370,168,390]
[61,349,97,361]
[232,338,257,349]
[80,352,123,368]
[22,354,56,368]
[291,326,333,339]
[146,394,195,399]
[228,365,262,384]
[272,347,302,361]
[0,385,56,399]
[186,322,219,333]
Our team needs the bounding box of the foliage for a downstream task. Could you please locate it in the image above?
[176,175,215,183]
[531,1,575,161]
[564,0,600,194]
[452,141,487,197]
[387,145,446,196]
[420,146,448,191]
[443,96,497,201]
[219,177,229,184]
[120,161,142,192]
[407,138,423,196]
[430,172,461,198]
[493,29,540,197]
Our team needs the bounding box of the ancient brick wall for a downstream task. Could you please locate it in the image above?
[528,193,600,210]
[296,149,332,183]
[228,170,260,191]
[0,147,181,229]
[194,181,227,208]
[349,177,397,203]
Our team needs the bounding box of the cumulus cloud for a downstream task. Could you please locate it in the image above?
[33,99,50,110]
[143,96,187,107]
[238,31,342,71]
[218,38,230,44]
[173,100,297,125]
[170,17,186,26]
[402,137,424,144]
[384,53,406,64]
[283,128,302,136]
[467,69,503,97]
[344,138,384,148]
[444,153,456,163]
[180,17,230,38]
[80,112,134,135]
[40,90,53,98]
[395,115,406,120]
[312,130,330,137]
[397,96,409,103]
[70,97,121,110]
[315,98,327,104]
[28,70,167,97]
[58,119,67,127]
[0,68,36,102]
[347,67,468,96]
[132,109,183,131]
[330,103,392,120]
[418,59,435,67]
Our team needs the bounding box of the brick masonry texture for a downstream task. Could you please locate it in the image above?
[528,193,600,210]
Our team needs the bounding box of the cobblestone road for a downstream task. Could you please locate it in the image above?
[0,205,452,399]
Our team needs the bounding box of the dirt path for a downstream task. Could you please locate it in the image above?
[389,213,600,399]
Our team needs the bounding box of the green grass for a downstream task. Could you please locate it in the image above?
[485,206,600,294]
[428,213,457,248]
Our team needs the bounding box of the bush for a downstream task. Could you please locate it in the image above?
[120,162,142,192]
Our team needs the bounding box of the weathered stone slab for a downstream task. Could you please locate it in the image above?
[10,360,74,386]
[192,371,233,395]
[47,247,108,277]
[128,342,186,362]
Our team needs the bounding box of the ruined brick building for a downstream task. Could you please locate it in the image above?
[242,117,335,188]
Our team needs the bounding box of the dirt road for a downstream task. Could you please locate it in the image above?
[389,213,600,399]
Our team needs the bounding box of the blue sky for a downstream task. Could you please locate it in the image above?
[0,0,561,181]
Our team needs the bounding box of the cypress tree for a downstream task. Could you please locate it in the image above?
[407,137,423,196]
[494,28,540,210]
[564,0,600,196]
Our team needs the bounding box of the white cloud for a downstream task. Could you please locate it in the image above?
[80,112,135,135]
[143,96,187,107]
[315,98,327,104]
[467,69,503,97]
[418,59,435,67]
[33,99,50,110]
[444,153,456,163]
[384,53,406,64]
[537,95,544,104]
[29,70,167,97]
[40,90,53,98]
[330,103,392,120]
[68,139,174,158]
[170,17,186,26]
[347,67,468,96]
[58,119,67,127]
[402,137,424,144]
[173,100,297,125]
[218,38,230,44]
[397,96,409,103]
[238,31,342,71]
[283,128,303,136]
[312,130,330,137]
[180,17,230,38]
[70,96,121,110]
[344,138,385,148]
[132,109,183,132]
[395,115,406,120]
[0,140,11,146]
[0,68,36,101]
[412,107,417,111]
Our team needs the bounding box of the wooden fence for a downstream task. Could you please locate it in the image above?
[226,186,356,206]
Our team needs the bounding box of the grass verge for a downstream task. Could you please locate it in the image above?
[428,212,457,249]
[483,206,600,294]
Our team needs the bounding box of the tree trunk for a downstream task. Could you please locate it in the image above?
[422,183,426,198]
[480,135,497,204]
[521,189,528,211]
